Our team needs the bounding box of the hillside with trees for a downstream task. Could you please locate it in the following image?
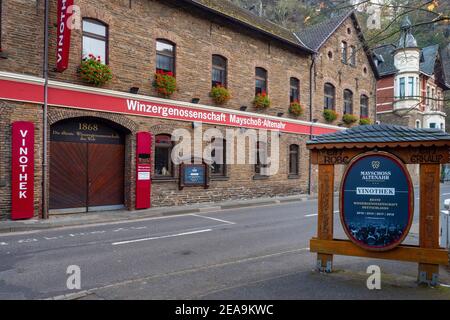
[230,0,450,50]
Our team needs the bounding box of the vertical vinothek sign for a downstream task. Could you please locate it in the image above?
[11,122,35,220]
[135,132,152,209]
[56,0,74,72]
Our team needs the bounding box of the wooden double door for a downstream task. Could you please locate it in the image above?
[49,119,125,212]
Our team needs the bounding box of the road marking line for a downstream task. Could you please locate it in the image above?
[130,226,147,230]
[111,229,212,246]
[190,214,236,225]
[305,214,318,217]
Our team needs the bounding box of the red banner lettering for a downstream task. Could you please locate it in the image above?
[11,121,35,220]
[56,0,74,72]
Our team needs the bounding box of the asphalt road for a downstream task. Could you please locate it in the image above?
[1,185,450,300]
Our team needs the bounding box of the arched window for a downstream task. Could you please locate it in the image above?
[211,138,226,176]
[290,77,300,103]
[360,94,369,118]
[341,41,348,64]
[154,134,173,177]
[350,45,356,66]
[212,55,227,88]
[324,83,335,110]
[255,67,267,95]
[156,39,175,74]
[82,19,108,63]
[344,89,353,114]
[415,120,421,128]
[289,144,299,176]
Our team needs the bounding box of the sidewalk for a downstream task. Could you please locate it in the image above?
[0,194,317,234]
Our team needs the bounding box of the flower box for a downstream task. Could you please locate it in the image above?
[79,54,112,86]
[153,70,177,98]
[253,91,271,109]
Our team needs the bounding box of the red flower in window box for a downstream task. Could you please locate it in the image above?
[288,100,304,117]
[210,84,231,105]
[253,91,271,109]
[78,53,112,87]
[153,70,177,98]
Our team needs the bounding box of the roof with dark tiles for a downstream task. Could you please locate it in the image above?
[294,10,354,52]
[307,124,450,148]
[372,44,396,76]
[420,44,440,76]
[373,43,449,84]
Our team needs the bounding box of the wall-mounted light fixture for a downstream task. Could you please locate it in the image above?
[240,106,248,111]
[277,112,284,117]
[191,98,200,104]
[129,87,140,94]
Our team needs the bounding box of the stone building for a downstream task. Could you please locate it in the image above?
[0,0,377,219]
[374,17,450,130]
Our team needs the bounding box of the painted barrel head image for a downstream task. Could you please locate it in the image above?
[340,152,414,251]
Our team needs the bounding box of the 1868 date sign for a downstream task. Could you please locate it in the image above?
[340,152,414,251]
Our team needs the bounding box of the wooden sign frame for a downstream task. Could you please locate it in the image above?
[308,142,450,286]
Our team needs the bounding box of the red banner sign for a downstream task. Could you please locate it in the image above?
[0,77,340,136]
[56,0,74,72]
[11,121,35,220]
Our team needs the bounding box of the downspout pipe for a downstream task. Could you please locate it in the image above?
[42,0,49,219]
[308,53,317,196]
